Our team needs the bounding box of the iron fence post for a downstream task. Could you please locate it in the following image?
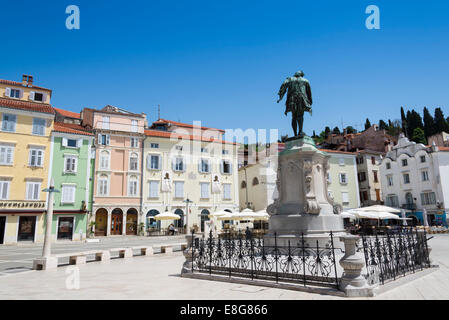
[301,233,306,286]
[250,237,254,280]
[423,228,431,267]
[275,232,278,283]
[228,230,232,278]
[330,231,339,287]
[209,230,212,275]
[374,231,385,285]
[191,230,195,273]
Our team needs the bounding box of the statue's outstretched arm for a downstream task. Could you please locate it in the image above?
[277,80,288,103]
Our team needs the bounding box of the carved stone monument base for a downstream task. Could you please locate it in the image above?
[265,136,346,248]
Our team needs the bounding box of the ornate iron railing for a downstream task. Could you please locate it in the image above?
[190,230,341,289]
[361,227,431,285]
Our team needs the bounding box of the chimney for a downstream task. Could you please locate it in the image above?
[27,75,33,87]
[22,74,28,86]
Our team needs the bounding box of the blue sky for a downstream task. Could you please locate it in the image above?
[1,0,449,142]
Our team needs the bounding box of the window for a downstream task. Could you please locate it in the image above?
[0,180,10,200]
[386,162,391,170]
[29,148,44,167]
[223,184,231,200]
[387,175,393,186]
[201,147,208,153]
[64,155,77,173]
[252,177,259,186]
[131,120,138,132]
[174,181,184,198]
[148,154,161,170]
[222,150,229,155]
[130,137,138,148]
[32,118,46,136]
[403,173,410,184]
[0,145,14,165]
[100,151,110,169]
[199,159,210,173]
[373,170,378,183]
[421,192,436,205]
[422,171,429,181]
[173,157,184,172]
[9,88,21,98]
[339,158,345,166]
[102,116,110,129]
[150,143,159,149]
[341,192,349,204]
[200,182,210,199]
[67,139,77,148]
[358,172,366,182]
[402,159,408,167]
[221,160,232,174]
[386,195,399,208]
[175,145,183,151]
[61,185,76,204]
[339,173,347,184]
[420,155,426,163]
[2,114,16,132]
[128,177,138,196]
[327,172,331,183]
[356,157,364,165]
[241,181,247,189]
[371,157,376,165]
[149,181,159,198]
[98,134,110,146]
[33,92,44,102]
[26,182,41,200]
[98,176,108,196]
[129,153,138,171]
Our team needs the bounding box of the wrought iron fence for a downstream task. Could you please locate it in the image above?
[190,230,341,289]
[361,227,431,285]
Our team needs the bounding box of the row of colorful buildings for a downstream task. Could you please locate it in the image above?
[0,75,239,244]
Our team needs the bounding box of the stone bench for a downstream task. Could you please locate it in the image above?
[108,247,133,259]
[54,252,88,266]
[131,246,154,256]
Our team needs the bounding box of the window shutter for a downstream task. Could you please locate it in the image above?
[158,155,162,170]
[42,93,47,103]
[97,134,101,144]
[19,89,24,99]
[229,163,232,173]
[4,88,11,97]
[77,139,82,148]
[198,160,202,173]
[106,135,110,145]
[29,92,35,101]
[62,138,68,147]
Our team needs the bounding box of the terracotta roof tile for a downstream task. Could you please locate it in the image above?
[53,122,93,136]
[144,129,236,145]
[319,148,357,155]
[54,107,80,119]
[0,97,54,114]
[154,118,225,133]
[0,79,52,93]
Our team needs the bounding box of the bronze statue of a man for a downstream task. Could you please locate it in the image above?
[277,70,313,137]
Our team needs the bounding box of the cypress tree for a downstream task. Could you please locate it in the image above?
[364,118,371,130]
[423,107,435,138]
[332,127,341,134]
[379,120,387,130]
[401,106,407,136]
[434,107,449,133]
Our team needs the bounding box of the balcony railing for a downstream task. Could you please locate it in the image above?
[401,203,417,210]
[0,200,46,210]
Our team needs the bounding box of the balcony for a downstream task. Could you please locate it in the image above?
[0,200,46,210]
[401,203,416,210]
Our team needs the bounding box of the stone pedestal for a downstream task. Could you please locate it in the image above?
[339,235,375,297]
[265,136,346,247]
[33,257,58,271]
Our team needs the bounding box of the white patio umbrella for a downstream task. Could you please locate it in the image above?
[231,208,256,221]
[208,210,227,219]
[217,212,237,221]
[154,211,181,221]
[340,211,357,219]
[350,210,400,220]
[356,205,401,214]
[253,210,270,221]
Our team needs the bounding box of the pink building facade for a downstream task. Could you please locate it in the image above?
[81,106,146,236]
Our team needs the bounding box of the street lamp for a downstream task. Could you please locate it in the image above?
[183,197,194,233]
[33,178,60,270]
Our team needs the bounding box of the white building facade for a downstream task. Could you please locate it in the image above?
[380,135,448,226]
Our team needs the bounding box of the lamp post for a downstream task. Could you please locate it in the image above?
[183,197,194,233]
[33,178,60,270]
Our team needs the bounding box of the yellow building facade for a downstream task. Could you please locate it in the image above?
[0,75,54,244]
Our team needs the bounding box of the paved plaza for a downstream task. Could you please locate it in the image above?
[0,234,448,299]
[0,235,186,274]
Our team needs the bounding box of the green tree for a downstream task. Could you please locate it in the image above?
[411,127,427,144]
[379,120,387,130]
[345,126,357,134]
[401,106,407,136]
[423,107,435,138]
[332,127,341,134]
[364,118,371,130]
[324,126,331,138]
[406,109,423,138]
[434,107,449,133]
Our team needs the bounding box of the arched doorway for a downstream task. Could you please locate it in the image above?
[146,210,160,231]
[111,208,123,235]
[126,208,138,235]
[174,209,184,229]
[200,209,210,232]
[95,208,108,236]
